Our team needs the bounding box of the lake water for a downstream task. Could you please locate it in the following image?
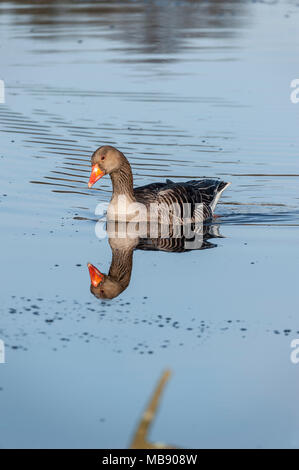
[0,0,299,449]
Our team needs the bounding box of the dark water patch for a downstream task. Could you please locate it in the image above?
[2,293,298,358]
[219,210,299,226]
[1,0,299,448]
[0,129,51,136]
[10,84,237,106]
[221,173,299,178]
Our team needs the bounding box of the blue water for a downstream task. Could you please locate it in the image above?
[0,0,299,448]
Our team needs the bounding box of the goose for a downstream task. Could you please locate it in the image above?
[87,221,222,299]
[88,145,230,222]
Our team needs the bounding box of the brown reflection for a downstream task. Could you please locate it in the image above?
[1,0,249,56]
[130,369,175,449]
[88,221,223,299]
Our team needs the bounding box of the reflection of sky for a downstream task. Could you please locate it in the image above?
[0,1,299,449]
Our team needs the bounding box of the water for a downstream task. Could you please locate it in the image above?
[0,0,299,448]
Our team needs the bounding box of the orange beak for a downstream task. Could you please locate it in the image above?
[87,263,104,287]
[88,164,105,188]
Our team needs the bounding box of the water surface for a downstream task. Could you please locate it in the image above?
[0,0,299,448]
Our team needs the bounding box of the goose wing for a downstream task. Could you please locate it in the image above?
[134,178,229,221]
[174,179,230,208]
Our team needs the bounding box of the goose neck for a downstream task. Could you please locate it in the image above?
[110,162,135,200]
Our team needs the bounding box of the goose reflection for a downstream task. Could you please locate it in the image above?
[87,221,223,300]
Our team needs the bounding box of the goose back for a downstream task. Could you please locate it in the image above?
[134,178,230,222]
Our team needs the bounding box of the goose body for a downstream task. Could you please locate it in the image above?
[88,145,230,222]
[134,178,230,222]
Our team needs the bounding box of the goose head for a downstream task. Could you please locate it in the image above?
[88,145,127,188]
[87,262,127,299]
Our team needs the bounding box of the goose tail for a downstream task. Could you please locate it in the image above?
[210,181,231,212]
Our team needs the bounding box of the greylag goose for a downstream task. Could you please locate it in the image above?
[88,145,230,222]
[88,222,222,299]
